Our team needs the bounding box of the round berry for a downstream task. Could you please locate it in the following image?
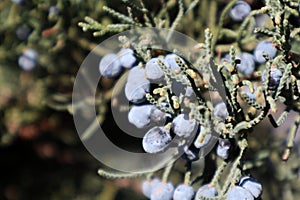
[254,40,277,63]
[16,25,31,40]
[150,182,174,200]
[118,48,136,69]
[125,67,150,103]
[48,6,59,20]
[185,86,197,101]
[127,66,146,80]
[242,86,256,100]
[11,0,25,4]
[229,1,251,22]
[145,58,164,81]
[261,68,282,90]
[237,53,256,75]
[99,53,122,78]
[18,48,38,71]
[173,184,194,200]
[150,106,168,124]
[216,138,231,160]
[226,186,254,200]
[142,178,161,198]
[128,105,153,128]
[172,114,197,138]
[171,80,186,97]
[125,79,150,103]
[221,53,255,75]
[142,126,172,153]
[213,102,229,120]
[194,127,212,149]
[164,53,184,71]
[239,176,262,198]
[195,184,218,199]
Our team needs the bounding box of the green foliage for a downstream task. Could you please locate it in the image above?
[78,0,300,199]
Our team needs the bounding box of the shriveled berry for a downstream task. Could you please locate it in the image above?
[229,1,251,22]
[194,184,218,199]
[99,53,122,78]
[226,186,254,200]
[173,184,194,200]
[142,126,172,153]
[150,182,174,200]
[239,176,262,198]
[172,114,197,138]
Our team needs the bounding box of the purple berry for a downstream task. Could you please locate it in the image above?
[150,182,174,200]
[239,176,262,198]
[237,53,256,75]
[128,105,153,128]
[16,25,31,40]
[213,102,229,120]
[127,66,146,80]
[142,126,172,153]
[125,79,150,103]
[150,106,168,124]
[242,86,256,100]
[99,53,122,78]
[216,138,231,160]
[142,178,161,198]
[173,184,194,200]
[125,67,150,103]
[118,48,136,69]
[221,53,255,75]
[254,40,277,63]
[185,86,197,101]
[226,186,254,200]
[11,0,25,4]
[195,184,218,199]
[164,54,184,71]
[194,127,212,149]
[18,49,38,71]
[145,58,164,82]
[48,6,59,20]
[172,114,197,138]
[261,68,282,90]
[229,1,251,22]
